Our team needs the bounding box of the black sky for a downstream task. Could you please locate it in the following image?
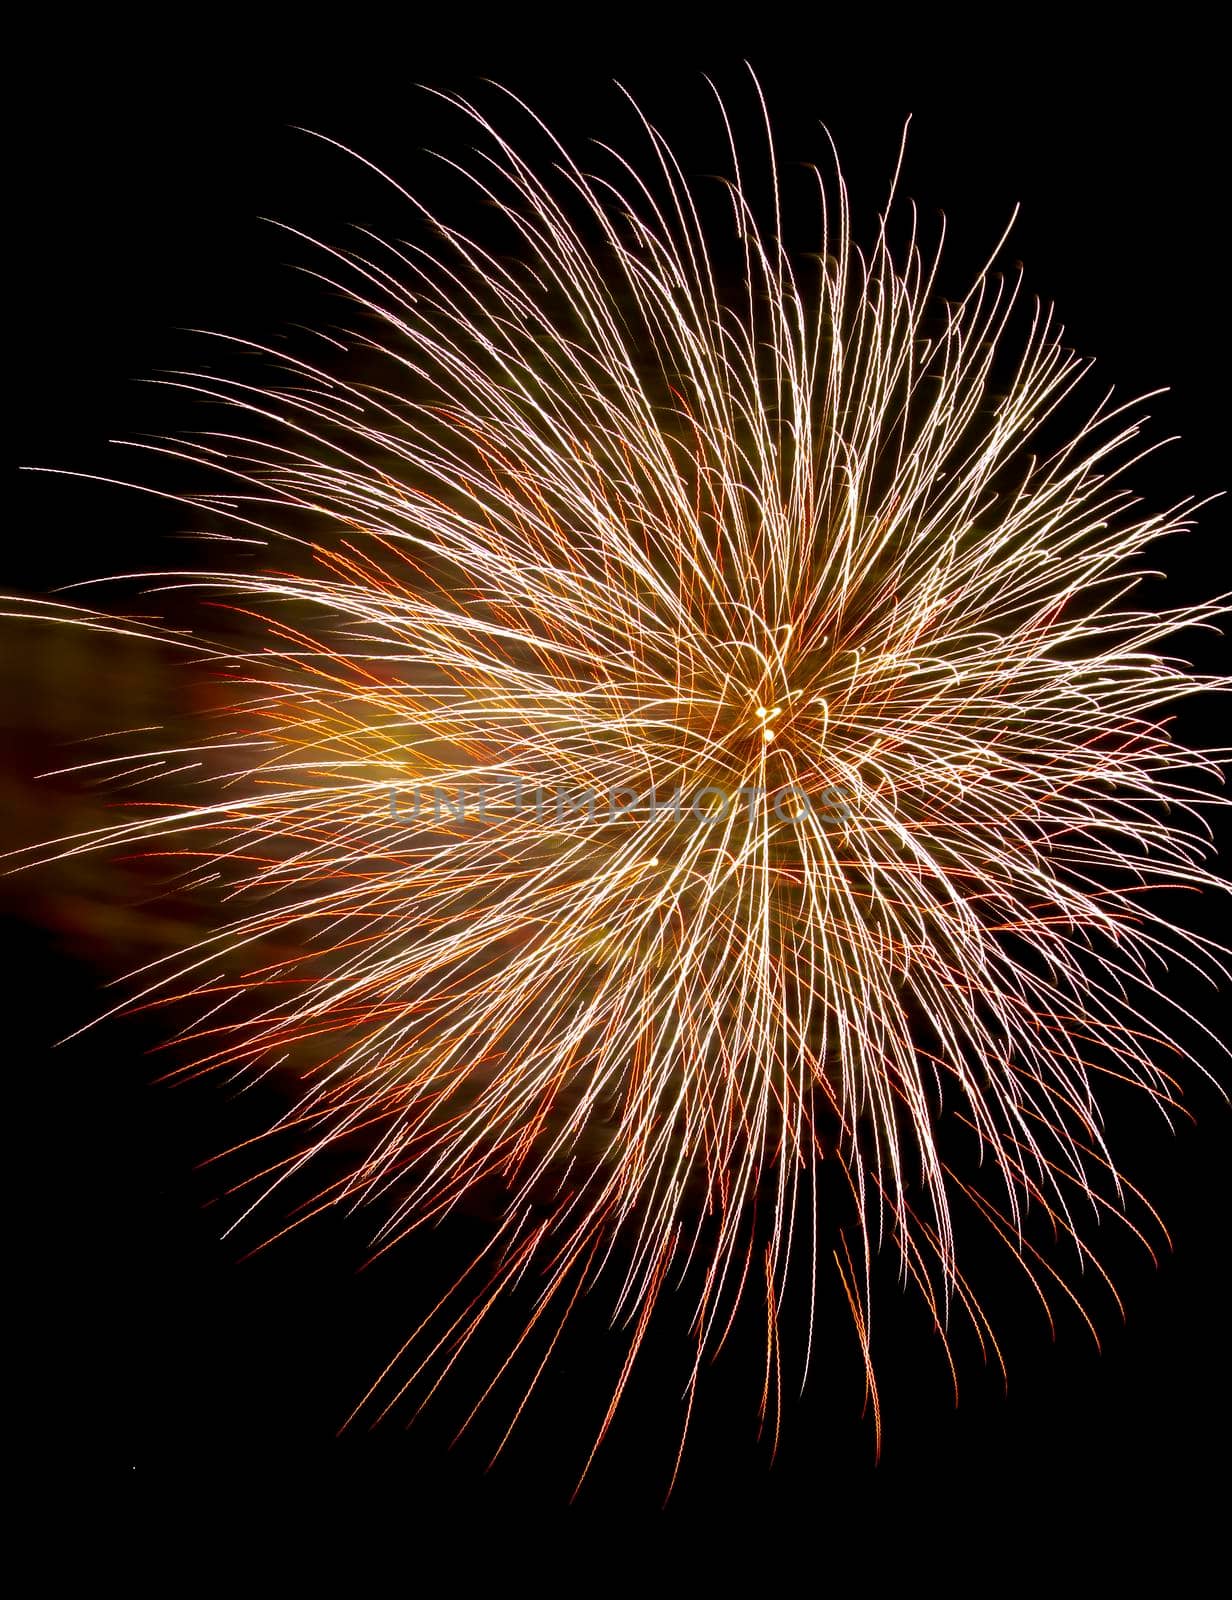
[12,20,1229,1553]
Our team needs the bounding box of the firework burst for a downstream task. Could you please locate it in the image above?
[9,81,1228,1490]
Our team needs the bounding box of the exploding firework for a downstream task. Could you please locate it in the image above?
[8,80,1228,1491]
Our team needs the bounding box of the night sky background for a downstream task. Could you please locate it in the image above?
[12,21,1228,1553]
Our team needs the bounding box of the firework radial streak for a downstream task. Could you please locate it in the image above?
[9,83,1229,1488]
